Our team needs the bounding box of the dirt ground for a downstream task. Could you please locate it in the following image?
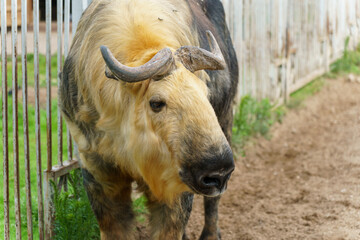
[186,78,360,240]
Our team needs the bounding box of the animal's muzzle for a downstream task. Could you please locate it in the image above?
[196,166,234,192]
[180,145,235,197]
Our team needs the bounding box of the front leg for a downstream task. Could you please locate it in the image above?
[199,196,221,240]
[81,168,135,240]
[146,192,194,240]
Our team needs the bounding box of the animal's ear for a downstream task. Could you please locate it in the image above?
[100,46,175,82]
[175,30,226,72]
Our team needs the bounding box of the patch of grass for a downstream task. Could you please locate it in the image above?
[133,195,148,223]
[329,37,360,76]
[1,51,69,239]
[52,169,100,240]
[0,97,71,239]
[232,96,285,155]
[231,71,326,155]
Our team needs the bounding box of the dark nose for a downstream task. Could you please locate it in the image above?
[196,147,235,190]
[197,167,234,190]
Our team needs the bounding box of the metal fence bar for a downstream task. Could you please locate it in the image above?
[72,0,90,35]
[44,0,54,237]
[64,0,73,161]
[11,0,22,239]
[21,0,34,238]
[33,0,44,238]
[64,0,70,59]
[1,0,10,239]
[46,0,52,173]
[57,0,63,166]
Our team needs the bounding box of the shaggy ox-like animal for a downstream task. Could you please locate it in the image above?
[60,0,238,239]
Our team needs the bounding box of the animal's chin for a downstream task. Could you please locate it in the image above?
[188,183,225,197]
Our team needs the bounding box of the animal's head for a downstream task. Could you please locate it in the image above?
[100,31,234,202]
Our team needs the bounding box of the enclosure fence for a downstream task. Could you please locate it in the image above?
[1,0,360,240]
[1,0,78,239]
[223,0,360,103]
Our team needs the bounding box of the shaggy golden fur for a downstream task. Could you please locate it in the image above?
[60,0,240,238]
[66,0,225,205]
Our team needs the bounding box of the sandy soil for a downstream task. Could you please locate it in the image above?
[186,78,360,240]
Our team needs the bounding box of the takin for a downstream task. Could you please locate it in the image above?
[59,0,238,239]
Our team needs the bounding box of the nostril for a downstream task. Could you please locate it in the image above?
[203,176,221,187]
[199,175,222,188]
[226,166,235,177]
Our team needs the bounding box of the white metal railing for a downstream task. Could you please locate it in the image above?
[1,0,85,239]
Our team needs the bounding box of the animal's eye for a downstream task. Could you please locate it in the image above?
[149,100,166,113]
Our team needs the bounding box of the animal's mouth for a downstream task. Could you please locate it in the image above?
[178,143,235,196]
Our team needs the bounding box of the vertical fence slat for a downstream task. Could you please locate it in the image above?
[33,0,44,238]
[64,0,70,67]
[64,0,73,161]
[46,0,52,173]
[57,0,63,166]
[243,0,250,95]
[44,0,54,237]
[21,0,33,238]
[82,0,88,11]
[1,0,10,239]
[11,0,22,238]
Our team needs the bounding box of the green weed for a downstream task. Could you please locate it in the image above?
[52,170,100,240]
[133,195,148,223]
[52,169,149,240]
[232,96,285,155]
[329,37,360,75]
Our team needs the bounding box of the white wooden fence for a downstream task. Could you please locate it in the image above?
[223,0,360,103]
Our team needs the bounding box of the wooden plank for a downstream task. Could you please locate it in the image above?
[290,67,326,94]
[51,160,80,180]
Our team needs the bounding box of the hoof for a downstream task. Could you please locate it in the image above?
[199,228,221,240]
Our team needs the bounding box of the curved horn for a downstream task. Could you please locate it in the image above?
[100,46,175,82]
[175,30,226,72]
